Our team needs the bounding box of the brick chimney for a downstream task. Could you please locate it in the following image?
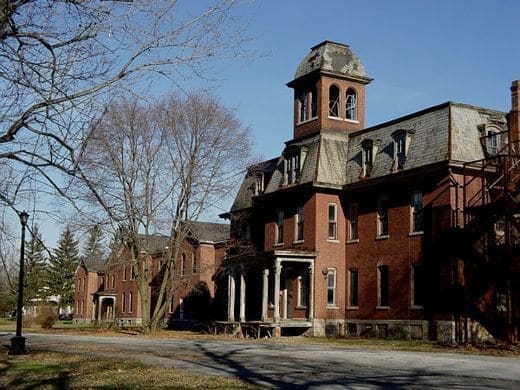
[510,80,520,145]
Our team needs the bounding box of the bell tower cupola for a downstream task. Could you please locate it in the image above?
[287,41,372,140]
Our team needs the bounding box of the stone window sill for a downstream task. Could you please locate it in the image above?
[326,305,340,310]
[376,235,389,240]
[292,240,304,245]
[408,231,424,237]
[376,306,390,310]
[327,239,340,243]
[273,243,284,248]
[409,305,424,310]
[346,239,359,244]
[296,305,308,309]
[328,116,343,121]
[346,306,359,310]
[345,119,360,124]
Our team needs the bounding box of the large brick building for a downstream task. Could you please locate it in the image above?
[74,221,229,326]
[223,41,519,342]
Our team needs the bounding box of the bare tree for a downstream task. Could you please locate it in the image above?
[0,0,253,218]
[79,92,252,332]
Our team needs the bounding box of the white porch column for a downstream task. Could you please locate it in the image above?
[261,268,269,321]
[227,273,236,322]
[98,297,103,321]
[273,258,282,322]
[308,263,314,321]
[239,271,246,322]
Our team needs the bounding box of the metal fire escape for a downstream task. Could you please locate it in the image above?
[462,131,520,343]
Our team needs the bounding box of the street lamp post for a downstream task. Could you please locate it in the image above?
[10,211,29,355]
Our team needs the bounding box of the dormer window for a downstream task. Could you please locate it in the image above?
[361,140,373,177]
[345,88,357,120]
[254,172,264,195]
[486,129,499,156]
[329,85,340,117]
[284,152,300,185]
[391,129,414,171]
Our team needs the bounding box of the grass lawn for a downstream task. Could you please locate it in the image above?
[0,345,254,389]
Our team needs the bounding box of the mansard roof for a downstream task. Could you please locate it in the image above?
[229,101,508,209]
[290,41,372,85]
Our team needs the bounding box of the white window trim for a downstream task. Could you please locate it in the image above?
[326,268,337,308]
[327,203,338,240]
[275,209,284,245]
[294,206,304,243]
[376,197,389,238]
[296,275,308,308]
[347,268,359,309]
[410,190,424,234]
[377,264,390,308]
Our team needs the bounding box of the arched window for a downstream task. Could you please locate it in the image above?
[328,85,340,117]
[346,88,357,120]
[311,86,317,118]
[299,91,308,122]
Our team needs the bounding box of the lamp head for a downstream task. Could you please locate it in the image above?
[19,211,29,226]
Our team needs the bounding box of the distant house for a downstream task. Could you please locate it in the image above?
[73,221,229,326]
[221,41,519,343]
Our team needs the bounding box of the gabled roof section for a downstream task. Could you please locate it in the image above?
[138,234,170,254]
[184,221,230,243]
[80,257,106,273]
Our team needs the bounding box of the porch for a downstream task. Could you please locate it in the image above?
[226,250,316,336]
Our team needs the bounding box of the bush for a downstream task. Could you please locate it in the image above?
[36,306,58,329]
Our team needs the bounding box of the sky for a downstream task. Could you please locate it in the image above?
[26,0,520,249]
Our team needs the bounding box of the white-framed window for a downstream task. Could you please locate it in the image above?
[122,266,127,281]
[121,292,126,312]
[128,291,133,313]
[377,197,389,237]
[328,84,340,117]
[348,268,359,307]
[111,274,115,289]
[377,265,389,307]
[411,190,424,232]
[361,140,373,177]
[393,131,406,169]
[254,172,264,195]
[348,203,359,241]
[179,298,184,319]
[297,273,309,307]
[411,265,425,307]
[328,203,337,240]
[327,268,337,307]
[295,206,304,242]
[130,265,135,280]
[345,88,357,120]
[299,90,309,123]
[487,130,499,156]
[285,153,300,185]
[275,209,284,245]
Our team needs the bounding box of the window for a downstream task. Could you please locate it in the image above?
[393,132,406,168]
[179,298,184,319]
[275,210,284,244]
[328,203,337,240]
[327,268,336,306]
[311,86,317,118]
[378,265,389,307]
[297,272,308,307]
[487,130,499,155]
[411,191,424,232]
[412,265,425,307]
[191,253,197,275]
[128,292,133,313]
[345,88,357,120]
[295,206,304,242]
[169,297,175,313]
[254,172,264,195]
[181,253,186,276]
[123,266,127,281]
[377,197,389,237]
[348,203,358,241]
[349,269,359,307]
[285,153,300,184]
[328,85,340,117]
[111,274,115,289]
[122,292,126,312]
[130,265,135,280]
[362,141,373,177]
[299,90,308,122]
